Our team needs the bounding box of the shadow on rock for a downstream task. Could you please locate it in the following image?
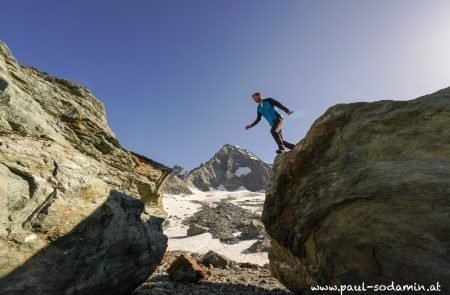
[0,190,167,295]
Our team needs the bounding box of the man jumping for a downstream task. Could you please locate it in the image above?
[245,92,295,153]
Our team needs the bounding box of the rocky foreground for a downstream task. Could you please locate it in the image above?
[163,190,270,266]
[133,250,290,295]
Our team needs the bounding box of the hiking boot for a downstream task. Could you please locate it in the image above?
[276,146,288,154]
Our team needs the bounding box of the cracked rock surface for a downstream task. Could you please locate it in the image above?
[0,41,171,295]
[262,88,450,293]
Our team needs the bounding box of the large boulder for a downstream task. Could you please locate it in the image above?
[187,223,209,236]
[183,201,261,241]
[239,219,267,240]
[0,41,171,294]
[202,250,236,269]
[247,238,271,253]
[262,88,450,293]
[167,254,205,282]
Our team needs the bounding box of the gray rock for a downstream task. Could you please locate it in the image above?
[0,41,171,295]
[202,250,236,269]
[161,165,194,195]
[187,223,210,236]
[162,175,194,195]
[247,238,271,253]
[183,201,260,240]
[239,219,267,240]
[262,88,450,293]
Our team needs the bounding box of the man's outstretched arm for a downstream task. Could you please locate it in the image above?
[245,111,262,129]
[267,98,293,114]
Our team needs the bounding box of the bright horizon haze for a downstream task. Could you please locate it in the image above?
[1,0,449,170]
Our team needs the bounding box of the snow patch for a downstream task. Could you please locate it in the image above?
[163,189,268,265]
[216,184,226,191]
[234,167,251,177]
[229,144,260,161]
[167,232,268,265]
[233,186,248,191]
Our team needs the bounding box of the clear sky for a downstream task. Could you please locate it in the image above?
[2,0,449,170]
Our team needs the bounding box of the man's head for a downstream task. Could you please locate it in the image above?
[252,92,263,103]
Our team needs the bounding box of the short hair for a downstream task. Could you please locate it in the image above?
[252,92,261,97]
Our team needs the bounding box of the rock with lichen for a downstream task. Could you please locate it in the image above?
[0,41,171,295]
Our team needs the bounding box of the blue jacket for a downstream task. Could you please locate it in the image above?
[250,98,291,127]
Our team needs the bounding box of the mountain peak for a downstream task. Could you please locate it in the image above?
[219,144,261,162]
[186,144,272,192]
[171,165,188,179]
[222,144,245,150]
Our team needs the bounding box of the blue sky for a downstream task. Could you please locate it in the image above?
[2,0,449,170]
